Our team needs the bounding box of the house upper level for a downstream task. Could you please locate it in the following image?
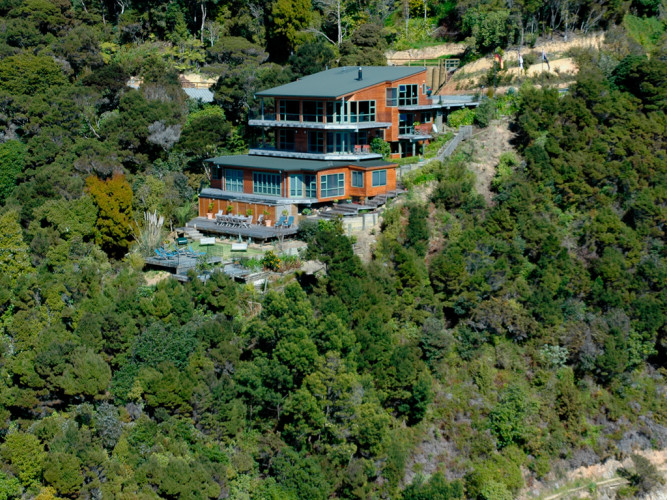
[251,65,432,127]
[249,66,441,158]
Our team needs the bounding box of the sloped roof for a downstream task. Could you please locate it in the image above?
[256,66,426,99]
[206,155,396,172]
[183,88,215,103]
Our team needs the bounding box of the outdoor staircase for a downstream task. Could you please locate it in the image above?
[181,226,204,240]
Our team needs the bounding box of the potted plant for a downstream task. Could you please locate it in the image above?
[263,209,272,227]
[246,208,253,222]
[226,205,233,214]
[207,201,214,219]
[302,208,312,216]
[281,209,289,217]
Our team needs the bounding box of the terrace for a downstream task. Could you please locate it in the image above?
[186,217,298,241]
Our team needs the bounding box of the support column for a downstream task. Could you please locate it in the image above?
[412,142,416,157]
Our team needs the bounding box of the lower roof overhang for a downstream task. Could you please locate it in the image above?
[200,188,317,206]
[248,119,392,130]
[397,134,432,141]
[206,154,397,172]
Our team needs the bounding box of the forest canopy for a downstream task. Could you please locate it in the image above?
[0,0,665,498]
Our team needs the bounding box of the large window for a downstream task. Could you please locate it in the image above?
[351,171,364,188]
[305,175,317,198]
[349,100,376,122]
[320,173,345,198]
[326,101,343,123]
[279,100,300,121]
[253,172,281,196]
[289,174,304,197]
[399,113,414,135]
[398,84,418,106]
[386,87,397,107]
[372,170,387,187]
[302,101,323,122]
[326,131,349,153]
[225,169,243,192]
[278,130,295,151]
[308,131,324,153]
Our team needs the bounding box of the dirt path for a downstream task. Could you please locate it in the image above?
[463,119,516,205]
[439,33,602,93]
[521,449,667,499]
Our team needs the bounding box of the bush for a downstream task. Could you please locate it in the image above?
[262,251,280,272]
[447,108,475,128]
[371,137,391,158]
[473,98,495,128]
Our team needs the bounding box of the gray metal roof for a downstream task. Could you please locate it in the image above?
[183,88,215,102]
[256,66,426,99]
[206,154,396,172]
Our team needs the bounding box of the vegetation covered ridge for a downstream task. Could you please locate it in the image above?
[0,0,666,498]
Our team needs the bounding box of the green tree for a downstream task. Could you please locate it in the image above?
[0,432,46,487]
[42,452,83,497]
[0,471,21,500]
[177,106,232,156]
[86,174,134,258]
[0,141,26,204]
[0,211,33,286]
[270,0,313,59]
[0,53,66,96]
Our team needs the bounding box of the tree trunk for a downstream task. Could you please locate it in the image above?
[337,0,342,46]
[200,1,207,44]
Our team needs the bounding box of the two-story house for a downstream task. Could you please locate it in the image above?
[198,66,474,221]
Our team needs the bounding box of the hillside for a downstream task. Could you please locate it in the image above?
[0,0,665,498]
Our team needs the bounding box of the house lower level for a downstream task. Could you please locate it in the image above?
[198,155,398,222]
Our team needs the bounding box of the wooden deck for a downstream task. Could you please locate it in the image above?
[145,255,223,274]
[186,217,298,241]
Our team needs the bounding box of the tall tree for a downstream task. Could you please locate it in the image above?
[0,210,33,286]
[86,173,134,258]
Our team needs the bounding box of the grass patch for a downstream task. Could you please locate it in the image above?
[187,240,265,260]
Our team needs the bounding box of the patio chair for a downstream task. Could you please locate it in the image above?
[188,245,206,257]
[284,215,295,228]
[154,248,167,260]
[275,216,286,228]
[215,213,226,225]
[156,247,177,259]
[256,214,264,225]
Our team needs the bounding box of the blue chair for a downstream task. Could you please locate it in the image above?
[284,216,295,228]
[275,216,286,228]
[158,247,178,258]
[188,245,206,257]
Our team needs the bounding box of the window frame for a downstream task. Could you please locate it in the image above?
[398,84,418,106]
[225,168,244,192]
[372,169,387,187]
[351,170,364,188]
[320,172,345,199]
[278,100,300,121]
[305,174,317,198]
[252,171,281,196]
[386,87,397,107]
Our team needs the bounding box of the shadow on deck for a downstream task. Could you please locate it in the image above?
[186,217,298,241]
[145,255,224,274]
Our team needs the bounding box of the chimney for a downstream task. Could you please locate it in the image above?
[358,67,362,80]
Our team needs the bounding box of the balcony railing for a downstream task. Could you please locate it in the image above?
[249,111,383,125]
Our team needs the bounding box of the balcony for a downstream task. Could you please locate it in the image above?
[248,144,382,161]
[398,123,433,141]
[248,111,391,131]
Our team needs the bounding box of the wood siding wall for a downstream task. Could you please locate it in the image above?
[200,165,397,217]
